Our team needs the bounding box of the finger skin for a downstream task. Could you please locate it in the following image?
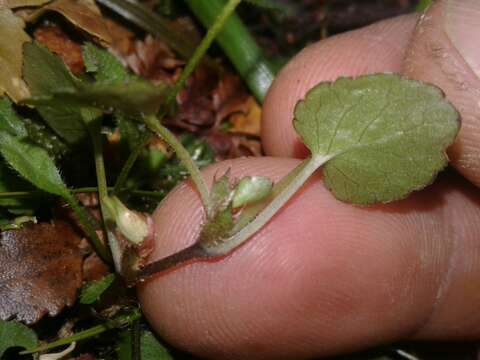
[262,15,419,158]
[139,157,480,359]
[404,0,480,187]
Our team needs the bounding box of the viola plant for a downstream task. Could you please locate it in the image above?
[138,73,460,281]
[0,0,460,357]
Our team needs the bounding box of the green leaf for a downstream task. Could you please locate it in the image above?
[293,74,459,204]
[0,132,69,197]
[23,42,78,96]
[117,329,172,360]
[28,80,170,118]
[23,118,68,159]
[0,163,35,211]
[0,320,38,357]
[140,331,172,360]
[199,173,235,248]
[0,97,27,138]
[0,8,30,102]
[23,42,87,144]
[82,42,129,84]
[416,0,432,12]
[79,273,115,304]
[117,114,144,151]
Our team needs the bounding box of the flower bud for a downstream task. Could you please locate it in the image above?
[232,176,273,208]
[104,196,149,245]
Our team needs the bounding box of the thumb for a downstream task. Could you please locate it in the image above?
[404,0,480,186]
[138,157,480,359]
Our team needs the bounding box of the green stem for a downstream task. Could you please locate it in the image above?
[83,113,113,263]
[64,192,111,263]
[138,156,330,279]
[20,309,142,355]
[112,0,243,189]
[0,188,165,199]
[163,0,243,109]
[186,0,276,102]
[202,155,331,255]
[143,114,211,215]
[113,132,152,195]
[131,318,141,360]
[87,120,109,204]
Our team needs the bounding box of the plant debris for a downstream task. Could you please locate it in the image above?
[0,222,83,324]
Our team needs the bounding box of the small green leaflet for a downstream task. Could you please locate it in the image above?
[117,329,173,360]
[23,42,78,96]
[0,100,39,213]
[28,42,168,118]
[23,42,87,144]
[294,74,459,204]
[199,173,235,248]
[416,0,433,12]
[82,43,147,152]
[82,42,129,84]
[0,132,69,197]
[0,320,38,357]
[79,273,115,304]
[0,98,64,200]
[0,97,27,137]
[28,80,170,118]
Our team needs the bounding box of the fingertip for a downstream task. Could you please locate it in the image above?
[139,157,480,359]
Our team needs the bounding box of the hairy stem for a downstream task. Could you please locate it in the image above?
[113,132,152,195]
[112,0,242,190]
[87,119,109,204]
[138,244,206,281]
[64,192,111,263]
[0,188,166,199]
[84,112,114,263]
[137,156,330,280]
[162,0,243,109]
[143,114,211,215]
[20,309,142,355]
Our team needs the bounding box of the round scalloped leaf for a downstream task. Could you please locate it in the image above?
[293,74,459,204]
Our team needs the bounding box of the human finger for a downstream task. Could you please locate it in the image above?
[139,157,480,359]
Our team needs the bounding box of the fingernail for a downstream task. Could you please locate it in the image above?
[445,0,480,78]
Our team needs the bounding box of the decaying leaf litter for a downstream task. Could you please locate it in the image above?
[0,0,471,359]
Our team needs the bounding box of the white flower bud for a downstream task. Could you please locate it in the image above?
[232,176,273,208]
[104,196,149,245]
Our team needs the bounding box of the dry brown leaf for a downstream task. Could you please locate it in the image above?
[0,222,83,324]
[205,133,262,160]
[27,0,112,44]
[0,8,31,102]
[212,74,247,121]
[82,253,109,282]
[105,18,135,56]
[166,64,219,131]
[228,96,262,137]
[0,0,51,8]
[34,24,84,74]
[123,35,184,84]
